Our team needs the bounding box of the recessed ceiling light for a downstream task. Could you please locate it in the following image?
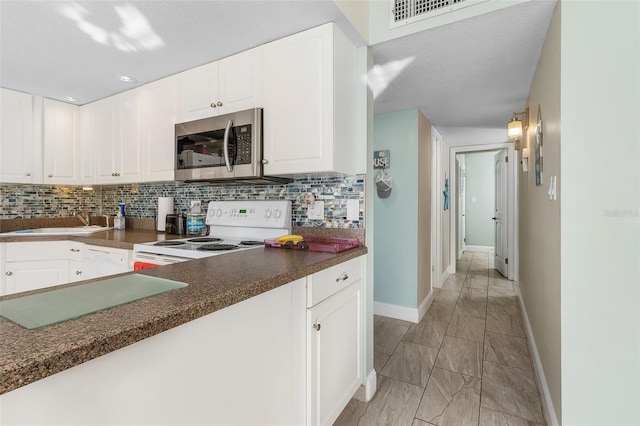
[118,75,136,83]
[63,96,78,102]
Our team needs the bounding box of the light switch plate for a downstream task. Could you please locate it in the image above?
[308,201,324,220]
[346,199,359,221]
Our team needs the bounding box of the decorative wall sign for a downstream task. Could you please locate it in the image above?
[373,150,390,169]
[535,105,544,186]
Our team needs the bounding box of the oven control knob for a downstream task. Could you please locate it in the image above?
[264,209,272,219]
[274,209,282,219]
[216,208,223,217]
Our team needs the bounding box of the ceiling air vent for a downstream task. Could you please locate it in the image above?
[390,0,489,28]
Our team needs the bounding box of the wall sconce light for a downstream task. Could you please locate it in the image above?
[507,107,529,150]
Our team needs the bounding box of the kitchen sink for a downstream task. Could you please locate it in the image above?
[1,226,112,236]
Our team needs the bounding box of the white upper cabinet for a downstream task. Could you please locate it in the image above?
[0,88,34,183]
[43,99,79,185]
[141,75,179,182]
[262,23,360,176]
[179,46,262,122]
[92,90,143,184]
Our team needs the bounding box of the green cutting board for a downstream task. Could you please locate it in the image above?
[0,274,188,329]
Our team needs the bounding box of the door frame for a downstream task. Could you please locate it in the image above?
[448,143,518,281]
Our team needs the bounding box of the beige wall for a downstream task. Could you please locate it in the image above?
[417,110,432,304]
[334,0,369,42]
[519,1,562,422]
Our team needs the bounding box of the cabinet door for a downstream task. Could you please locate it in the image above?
[116,90,143,183]
[4,260,70,295]
[307,280,362,426]
[218,47,262,114]
[93,97,118,183]
[78,104,96,183]
[262,24,333,176]
[0,88,34,183]
[69,260,84,283]
[142,76,178,182]
[179,62,219,122]
[93,92,143,184]
[43,99,79,184]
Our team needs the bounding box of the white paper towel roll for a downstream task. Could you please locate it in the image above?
[157,197,174,231]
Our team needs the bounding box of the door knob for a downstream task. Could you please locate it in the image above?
[313,323,321,331]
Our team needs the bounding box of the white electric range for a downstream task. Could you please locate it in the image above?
[133,200,291,268]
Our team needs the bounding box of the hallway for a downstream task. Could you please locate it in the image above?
[335,251,546,425]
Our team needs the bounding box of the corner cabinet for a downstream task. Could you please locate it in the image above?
[178,46,263,122]
[0,88,35,183]
[262,23,360,176]
[306,257,364,425]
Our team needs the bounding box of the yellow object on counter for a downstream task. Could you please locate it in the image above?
[276,234,304,244]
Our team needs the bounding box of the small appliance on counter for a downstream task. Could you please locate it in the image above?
[165,214,186,235]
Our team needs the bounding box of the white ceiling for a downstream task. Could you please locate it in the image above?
[0,0,556,134]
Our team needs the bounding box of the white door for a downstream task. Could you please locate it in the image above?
[457,159,466,258]
[494,150,508,277]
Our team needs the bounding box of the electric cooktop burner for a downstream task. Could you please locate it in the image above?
[239,240,264,246]
[154,241,186,246]
[197,244,239,251]
[187,237,222,243]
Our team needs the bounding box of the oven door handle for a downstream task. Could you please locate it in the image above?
[223,119,233,173]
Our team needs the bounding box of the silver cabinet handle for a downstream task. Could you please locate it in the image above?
[48,174,53,178]
[26,172,31,176]
[336,273,349,282]
[216,101,223,107]
[210,102,217,108]
[70,248,81,252]
[313,323,321,331]
[5,271,13,276]
[261,159,268,165]
[76,270,82,275]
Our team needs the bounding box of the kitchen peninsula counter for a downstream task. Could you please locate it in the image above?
[0,244,367,395]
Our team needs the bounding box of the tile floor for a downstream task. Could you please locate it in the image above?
[335,250,546,426]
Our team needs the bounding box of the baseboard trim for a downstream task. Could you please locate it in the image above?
[418,291,434,323]
[464,245,494,252]
[514,283,559,426]
[373,301,419,323]
[440,265,453,287]
[352,369,377,403]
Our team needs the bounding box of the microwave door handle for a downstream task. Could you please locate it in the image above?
[223,119,233,172]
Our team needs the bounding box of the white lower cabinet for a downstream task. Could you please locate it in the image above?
[306,256,364,425]
[308,280,362,425]
[0,241,132,295]
[2,241,75,295]
[0,256,366,426]
[4,260,70,295]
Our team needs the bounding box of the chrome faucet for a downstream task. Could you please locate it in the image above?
[75,211,90,226]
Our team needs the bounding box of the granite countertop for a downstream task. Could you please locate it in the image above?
[0,229,183,249]
[0,243,367,395]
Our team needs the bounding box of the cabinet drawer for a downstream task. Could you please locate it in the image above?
[6,241,76,261]
[307,256,363,307]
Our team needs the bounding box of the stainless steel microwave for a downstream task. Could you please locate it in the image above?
[175,108,290,184]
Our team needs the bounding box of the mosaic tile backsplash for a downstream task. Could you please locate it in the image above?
[0,175,365,228]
